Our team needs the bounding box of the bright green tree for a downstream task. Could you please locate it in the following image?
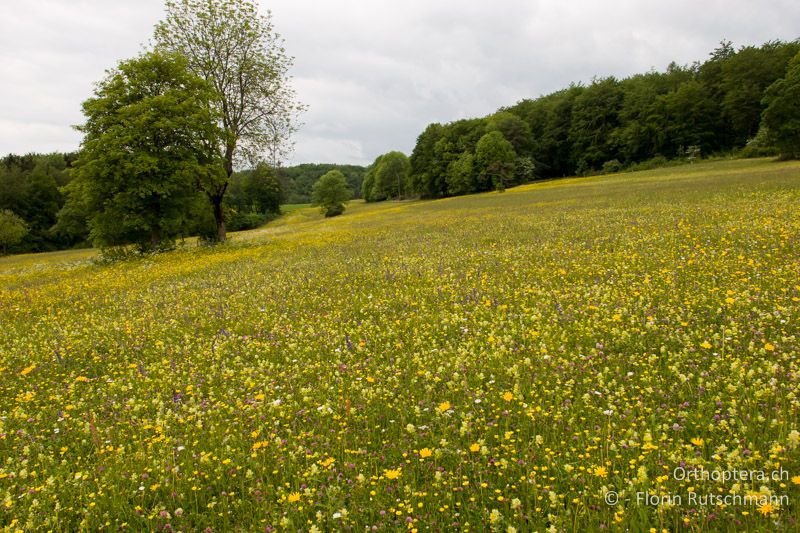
[475,131,516,191]
[362,155,384,202]
[373,151,411,200]
[408,123,443,197]
[155,0,303,242]
[311,170,352,217]
[446,151,475,195]
[62,51,223,252]
[485,111,531,153]
[0,209,28,254]
[762,53,800,159]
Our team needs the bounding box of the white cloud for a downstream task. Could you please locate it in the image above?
[1,0,798,164]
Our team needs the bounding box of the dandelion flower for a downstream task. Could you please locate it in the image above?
[384,468,401,480]
[757,501,776,515]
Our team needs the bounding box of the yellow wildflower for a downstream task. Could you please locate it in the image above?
[384,468,401,480]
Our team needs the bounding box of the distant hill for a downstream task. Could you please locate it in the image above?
[277,163,365,204]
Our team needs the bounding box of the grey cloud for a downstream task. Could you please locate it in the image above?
[1,0,798,165]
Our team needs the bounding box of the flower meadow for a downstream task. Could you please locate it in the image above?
[1,158,800,532]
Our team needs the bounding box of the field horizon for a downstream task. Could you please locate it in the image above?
[2,157,800,531]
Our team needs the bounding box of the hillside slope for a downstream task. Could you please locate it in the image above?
[1,158,799,531]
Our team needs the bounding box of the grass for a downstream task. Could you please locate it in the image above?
[1,158,799,531]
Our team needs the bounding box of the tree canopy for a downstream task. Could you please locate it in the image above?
[762,52,800,159]
[475,131,516,192]
[0,152,82,253]
[311,170,352,217]
[403,39,800,199]
[0,210,28,254]
[363,152,411,202]
[155,0,303,241]
[60,51,223,252]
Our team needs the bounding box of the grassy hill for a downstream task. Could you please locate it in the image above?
[1,158,799,531]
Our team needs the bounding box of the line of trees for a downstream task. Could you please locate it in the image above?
[277,164,365,204]
[0,150,371,253]
[360,39,799,202]
[0,153,370,254]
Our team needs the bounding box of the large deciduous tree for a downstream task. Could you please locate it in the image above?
[155,0,303,242]
[475,131,516,192]
[62,51,222,252]
[373,151,411,200]
[311,170,352,217]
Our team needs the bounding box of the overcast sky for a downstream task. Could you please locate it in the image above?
[1,1,798,166]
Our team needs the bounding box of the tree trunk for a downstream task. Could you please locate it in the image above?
[212,195,226,242]
[210,142,235,243]
[149,226,161,252]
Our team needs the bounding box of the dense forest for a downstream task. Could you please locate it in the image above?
[360,40,800,201]
[0,153,82,253]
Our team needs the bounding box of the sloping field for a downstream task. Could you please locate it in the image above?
[1,158,799,531]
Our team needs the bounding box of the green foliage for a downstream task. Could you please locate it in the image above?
[311,170,352,217]
[362,155,385,202]
[406,39,800,194]
[720,41,800,145]
[446,151,475,196]
[155,0,303,241]
[0,209,28,254]
[223,165,283,232]
[740,126,780,158]
[601,159,623,174]
[568,77,623,174]
[227,164,283,213]
[475,131,516,191]
[364,151,411,201]
[63,50,223,253]
[762,53,800,159]
[0,153,82,253]
[514,156,536,183]
[408,123,444,197]
[409,119,485,198]
[277,164,365,203]
[486,111,531,153]
[654,80,722,158]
